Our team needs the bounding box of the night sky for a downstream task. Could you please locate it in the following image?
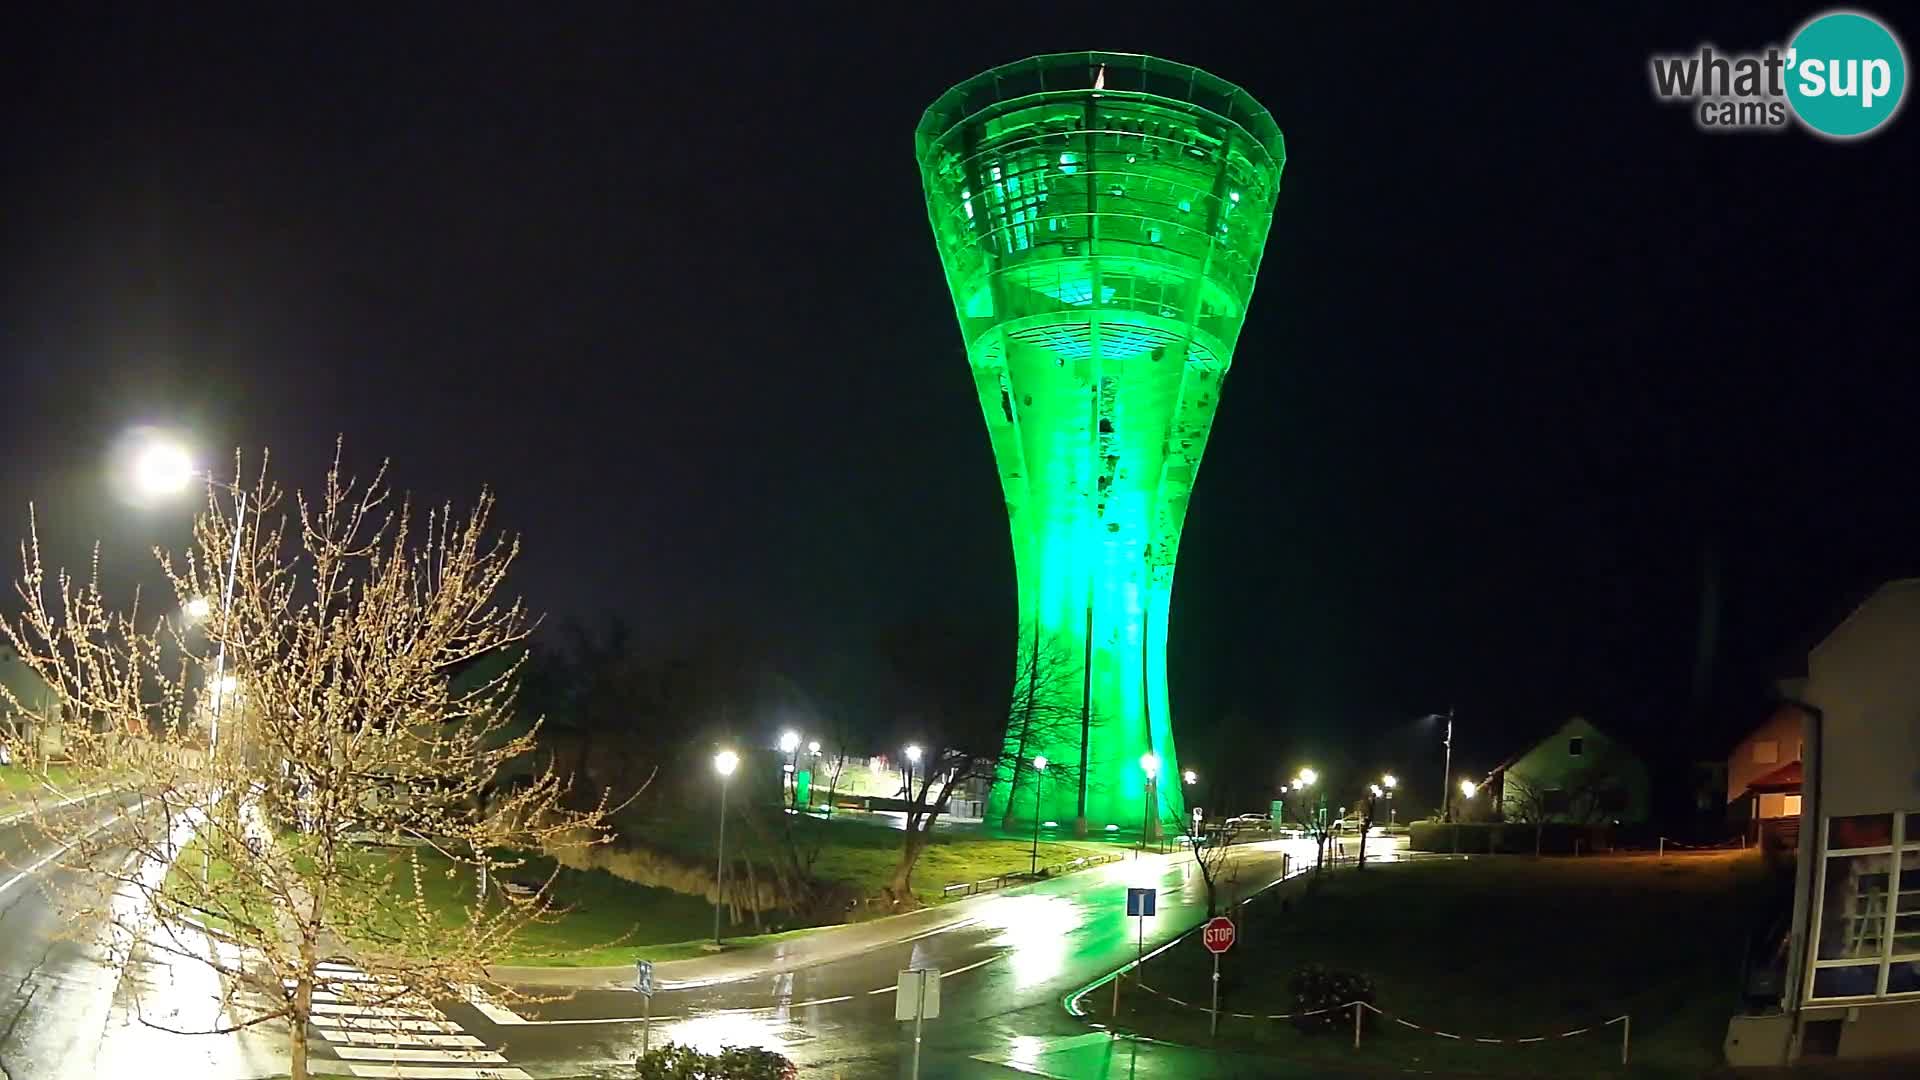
[4,5,1915,811]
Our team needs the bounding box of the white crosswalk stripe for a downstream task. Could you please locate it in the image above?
[301,961,530,1079]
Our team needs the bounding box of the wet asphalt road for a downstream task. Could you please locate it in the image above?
[456,837,1354,1078]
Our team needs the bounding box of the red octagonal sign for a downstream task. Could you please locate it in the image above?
[1202,916,1236,954]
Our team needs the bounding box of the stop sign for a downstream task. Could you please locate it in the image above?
[1201,915,1236,954]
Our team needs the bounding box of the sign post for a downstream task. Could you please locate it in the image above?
[1202,915,1235,1036]
[633,959,655,1053]
[895,967,940,1080]
[1120,887,1156,1015]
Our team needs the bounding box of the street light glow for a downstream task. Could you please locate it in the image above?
[713,750,739,777]
[215,674,241,698]
[1460,779,1477,799]
[1297,767,1318,786]
[807,740,821,755]
[133,439,195,497]
[1033,755,1047,770]
[184,596,212,620]
[1139,752,1160,779]
[1370,784,1383,797]
[905,744,922,764]
[1382,774,1398,789]
[778,730,800,754]
[1182,769,1197,785]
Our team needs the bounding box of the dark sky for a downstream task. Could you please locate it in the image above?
[3,4,1915,808]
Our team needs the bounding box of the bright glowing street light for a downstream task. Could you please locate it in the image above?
[1139,753,1160,780]
[1459,779,1477,800]
[1182,769,1198,785]
[132,439,195,496]
[807,740,821,755]
[215,674,241,699]
[1383,774,1398,789]
[1370,784,1383,798]
[1297,767,1318,787]
[905,744,922,764]
[183,596,212,621]
[710,749,739,948]
[778,730,800,754]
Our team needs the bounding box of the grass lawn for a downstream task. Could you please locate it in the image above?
[1119,852,1790,1078]
[0,763,83,806]
[626,808,1123,907]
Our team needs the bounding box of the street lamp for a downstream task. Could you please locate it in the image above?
[1424,709,1457,821]
[1029,755,1048,875]
[807,740,821,755]
[1382,774,1398,826]
[132,435,249,755]
[710,749,739,948]
[903,743,922,797]
[1460,778,1477,800]
[1139,752,1161,844]
[1183,769,1197,786]
[778,731,800,754]
[778,730,801,807]
[183,596,212,621]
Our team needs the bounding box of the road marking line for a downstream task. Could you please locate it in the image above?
[323,1031,486,1048]
[332,1048,509,1063]
[866,952,1000,994]
[0,812,124,895]
[341,1060,529,1068]
[312,1016,464,1034]
[311,1002,443,1019]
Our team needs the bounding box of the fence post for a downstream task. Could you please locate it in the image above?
[1352,1002,1363,1048]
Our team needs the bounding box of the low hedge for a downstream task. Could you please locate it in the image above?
[1408,820,1614,855]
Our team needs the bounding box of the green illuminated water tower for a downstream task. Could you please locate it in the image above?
[916,53,1284,836]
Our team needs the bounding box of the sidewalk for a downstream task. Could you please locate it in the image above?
[489,844,1204,990]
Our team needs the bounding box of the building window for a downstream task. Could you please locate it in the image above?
[1567,737,1584,757]
[1783,795,1803,817]
[1808,811,1920,1001]
[1753,739,1779,764]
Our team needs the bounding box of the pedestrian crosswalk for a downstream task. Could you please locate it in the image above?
[294,961,530,1080]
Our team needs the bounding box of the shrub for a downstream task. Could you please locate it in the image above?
[1286,963,1376,1034]
[635,1043,797,1080]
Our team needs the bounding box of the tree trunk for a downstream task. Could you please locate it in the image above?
[1356,821,1370,870]
[1534,822,1543,857]
[889,832,923,900]
[291,947,314,1080]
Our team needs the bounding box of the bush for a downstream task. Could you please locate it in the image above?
[1407,820,1612,854]
[636,1043,796,1080]
[1286,963,1375,1034]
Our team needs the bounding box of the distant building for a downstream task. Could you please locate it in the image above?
[1490,716,1652,825]
[0,645,63,760]
[1726,579,1920,1065]
[1727,701,1811,849]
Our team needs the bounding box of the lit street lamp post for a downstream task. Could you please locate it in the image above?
[710,749,739,948]
[1139,752,1161,847]
[1029,755,1047,875]
[778,730,800,808]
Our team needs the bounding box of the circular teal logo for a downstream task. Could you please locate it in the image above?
[1786,11,1907,138]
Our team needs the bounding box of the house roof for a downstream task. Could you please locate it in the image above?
[1743,760,1803,794]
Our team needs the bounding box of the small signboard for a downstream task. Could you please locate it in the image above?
[1202,915,1237,955]
[1126,886,1157,917]
[895,967,941,1020]
[633,959,654,996]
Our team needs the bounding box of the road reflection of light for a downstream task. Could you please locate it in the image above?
[662,1012,789,1056]
[973,894,1083,990]
[1006,1034,1045,1068]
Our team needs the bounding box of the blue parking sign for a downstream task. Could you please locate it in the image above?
[1126,886,1156,917]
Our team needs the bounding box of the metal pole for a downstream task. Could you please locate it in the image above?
[1112,967,1121,1016]
[205,488,246,885]
[1440,709,1453,822]
[1209,952,1220,1036]
[1353,1001,1363,1048]
[910,973,926,1080]
[1621,1014,1631,1064]
[1135,914,1144,985]
[1658,836,1664,860]
[641,991,651,1055]
[713,773,729,946]
[1030,773,1043,875]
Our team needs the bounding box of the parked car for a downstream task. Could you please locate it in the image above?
[1225,814,1273,833]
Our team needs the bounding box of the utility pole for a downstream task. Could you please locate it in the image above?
[1439,707,1455,822]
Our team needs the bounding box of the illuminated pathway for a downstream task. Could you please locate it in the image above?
[455,837,1399,1077]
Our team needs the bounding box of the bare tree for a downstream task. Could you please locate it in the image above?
[997,627,1083,831]
[877,622,1082,905]
[0,448,614,1080]
[1184,817,1244,916]
[1500,772,1555,856]
[1278,785,1335,871]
